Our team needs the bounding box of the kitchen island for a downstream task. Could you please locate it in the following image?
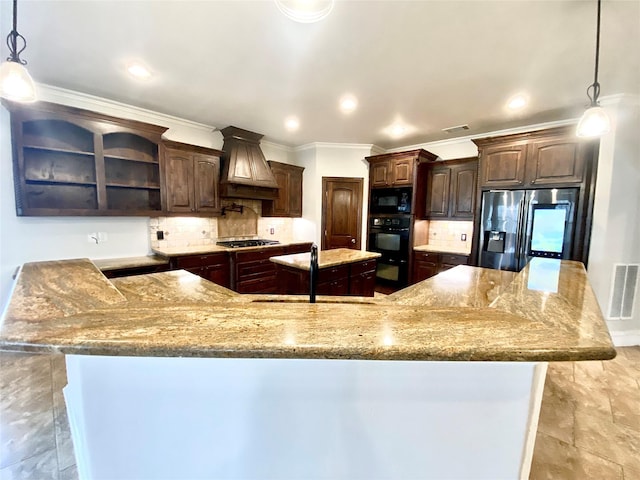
[0,258,615,479]
[270,248,381,296]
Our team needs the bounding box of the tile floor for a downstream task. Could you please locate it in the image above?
[0,347,638,479]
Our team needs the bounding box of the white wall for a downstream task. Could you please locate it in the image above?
[587,95,640,345]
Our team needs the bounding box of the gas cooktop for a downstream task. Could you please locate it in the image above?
[216,239,281,248]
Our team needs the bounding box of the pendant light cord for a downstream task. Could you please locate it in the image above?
[6,0,27,64]
[587,0,602,106]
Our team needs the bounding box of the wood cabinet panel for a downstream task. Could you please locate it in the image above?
[412,251,469,283]
[450,163,477,219]
[262,161,304,217]
[172,252,230,288]
[425,168,451,217]
[5,100,167,216]
[370,161,390,187]
[479,144,527,188]
[526,139,586,185]
[391,157,414,186]
[194,155,220,213]
[422,158,477,220]
[366,149,438,189]
[231,247,286,293]
[163,141,222,215]
[164,152,193,212]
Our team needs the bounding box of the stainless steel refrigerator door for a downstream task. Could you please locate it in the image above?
[518,188,580,270]
[479,190,526,271]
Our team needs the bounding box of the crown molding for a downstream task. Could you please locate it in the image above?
[293,141,382,153]
[36,84,217,133]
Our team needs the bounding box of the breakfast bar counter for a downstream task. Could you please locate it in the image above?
[0,258,616,480]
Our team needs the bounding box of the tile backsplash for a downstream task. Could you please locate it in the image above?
[415,220,474,253]
[150,199,295,249]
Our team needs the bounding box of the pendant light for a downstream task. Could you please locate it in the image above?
[576,0,610,138]
[0,0,37,103]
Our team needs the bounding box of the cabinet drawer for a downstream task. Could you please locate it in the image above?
[233,247,286,263]
[236,276,278,294]
[440,254,468,266]
[414,251,439,262]
[174,253,228,269]
[236,260,276,279]
[318,264,349,283]
[350,259,377,275]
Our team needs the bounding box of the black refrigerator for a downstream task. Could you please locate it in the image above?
[478,188,579,271]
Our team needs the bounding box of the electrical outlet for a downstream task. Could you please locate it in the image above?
[270,227,275,235]
[461,234,467,241]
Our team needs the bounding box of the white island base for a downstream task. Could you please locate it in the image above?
[64,355,547,480]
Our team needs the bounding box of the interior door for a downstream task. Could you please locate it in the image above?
[322,177,363,250]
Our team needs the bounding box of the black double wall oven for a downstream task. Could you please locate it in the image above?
[368,215,412,289]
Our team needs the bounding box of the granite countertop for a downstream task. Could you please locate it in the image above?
[92,255,169,271]
[152,241,311,257]
[414,244,471,255]
[270,248,381,270]
[0,258,615,362]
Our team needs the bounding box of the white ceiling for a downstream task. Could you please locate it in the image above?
[2,0,639,149]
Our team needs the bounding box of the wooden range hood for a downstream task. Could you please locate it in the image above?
[219,126,279,200]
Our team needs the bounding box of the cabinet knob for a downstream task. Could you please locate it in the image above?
[351,238,356,244]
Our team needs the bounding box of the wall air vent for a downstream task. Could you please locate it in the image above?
[607,264,639,319]
[442,124,470,134]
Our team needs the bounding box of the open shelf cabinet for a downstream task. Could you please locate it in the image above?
[3,100,168,216]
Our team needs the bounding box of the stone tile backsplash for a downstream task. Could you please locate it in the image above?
[150,199,295,249]
[420,220,474,252]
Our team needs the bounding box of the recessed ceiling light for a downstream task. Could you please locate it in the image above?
[284,116,300,131]
[275,0,334,23]
[339,94,358,114]
[507,94,527,110]
[127,62,152,79]
[391,124,406,137]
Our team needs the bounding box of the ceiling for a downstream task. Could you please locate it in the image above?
[2,0,639,149]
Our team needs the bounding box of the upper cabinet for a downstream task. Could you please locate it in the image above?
[4,100,167,216]
[163,140,223,215]
[366,149,437,188]
[474,127,593,189]
[262,161,304,217]
[423,158,478,220]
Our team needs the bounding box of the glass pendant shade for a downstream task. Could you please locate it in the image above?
[576,105,610,138]
[0,60,37,103]
[275,0,334,23]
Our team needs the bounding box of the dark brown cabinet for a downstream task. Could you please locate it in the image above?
[475,127,591,189]
[423,158,478,220]
[275,258,377,297]
[4,100,167,216]
[171,252,230,288]
[230,243,312,294]
[163,141,223,215]
[348,259,378,296]
[262,161,304,217]
[412,251,469,283]
[366,149,437,188]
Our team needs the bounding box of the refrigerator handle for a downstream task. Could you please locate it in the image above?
[514,199,526,268]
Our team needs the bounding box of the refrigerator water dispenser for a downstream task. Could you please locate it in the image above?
[485,231,506,253]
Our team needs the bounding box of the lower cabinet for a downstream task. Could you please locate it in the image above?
[231,243,312,294]
[232,247,287,294]
[171,253,231,288]
[276,259,377,297]
[412,251,469,283]
[348,259,377,296]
